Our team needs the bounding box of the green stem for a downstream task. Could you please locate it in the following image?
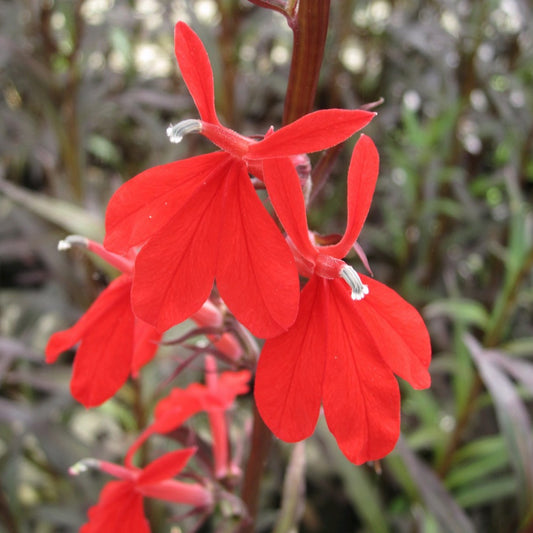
[483,247,533,349]
[272,442,306,533]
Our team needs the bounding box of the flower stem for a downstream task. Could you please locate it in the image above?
[282,0,331,125]
[239,404,273,533]
[239,3,331,529]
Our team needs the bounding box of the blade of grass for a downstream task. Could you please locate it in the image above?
[465,334,533,518]
[394,436,476,533]
[0,179,104,241]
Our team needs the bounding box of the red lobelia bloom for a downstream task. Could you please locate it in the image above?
[104,21,375,338]
[45,236,232,407]
[254,135,432,464]
[45,236,161,408]
[125,365,251,475]
[71,448,211,533]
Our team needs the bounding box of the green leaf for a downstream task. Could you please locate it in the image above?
[315,417,389,533]
[394,437,476,533]
[452,435,506,464]
[465,334,533,517]
[445,449,509,490]
[502,337,533,357]
[0,179,104,241]
[454,476,516,508]
[425,299,489,329]
[87,135,121,166]
[273,442,306,533]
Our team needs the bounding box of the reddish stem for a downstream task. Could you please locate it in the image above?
[239,3,331,531]
[282,0,331,125]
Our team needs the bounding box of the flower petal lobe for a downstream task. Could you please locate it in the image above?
[174,22,220,125]
[248,110,375,158]
[104,153,226,254]
[255,276,327,441]
[324,282,401,463]
[216,163,299,337]
[323,135,379,258]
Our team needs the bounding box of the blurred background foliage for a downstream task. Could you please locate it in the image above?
[1,0,532,532]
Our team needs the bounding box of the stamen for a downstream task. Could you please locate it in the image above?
[166,119,202,144]
[68,458,100,476]
[57,234,88,251]
[340,265,369,301]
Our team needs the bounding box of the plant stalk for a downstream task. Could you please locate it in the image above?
[239,3,331,530]
[282,0,330,125]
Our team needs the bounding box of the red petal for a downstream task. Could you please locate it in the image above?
[131,162,230,332]
[46,276,135,407]
[154,384,217,419]
[216,162,299,337]
[125,385,211,467]
[350,276,432,389]
[131,319,161,375]
[324,281,401,464]
[137,448,196,486]
[255,276,328,441]
[248,110,375,159]
[104,153,227,254]
[174,22,220,125]
[262,157,317,260]
[80,481,149,533]
[216,370,251,405]
[322,135,379,258]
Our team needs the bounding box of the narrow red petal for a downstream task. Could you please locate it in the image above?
[174,22,220,125]
[324,281,401,464]
[262,157,317,260]
[46,276,135,407]
[347,276,432,389]
[255,276,327,441]
[104,153,227,254]
[125,385,211,467]
[217,370,252,405]
[80,481,149,533]
[322,135,379,258]
[154,384,216,419]
[216,162,299,337]
[247,109,375,159]
[137,448,196,486]
[131,163,229,332]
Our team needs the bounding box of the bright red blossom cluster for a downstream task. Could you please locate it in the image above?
[46,20,431,530]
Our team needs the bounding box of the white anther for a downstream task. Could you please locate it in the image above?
[166,119,202,144]
[68,458,100,476]
[340,265,369,301]
[57,235,88,251]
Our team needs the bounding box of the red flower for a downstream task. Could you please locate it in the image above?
[73,449,211,533]
[45,237,161,407]
[254,135,432,464]
[125,365,251,474]
[104,21,375,338]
